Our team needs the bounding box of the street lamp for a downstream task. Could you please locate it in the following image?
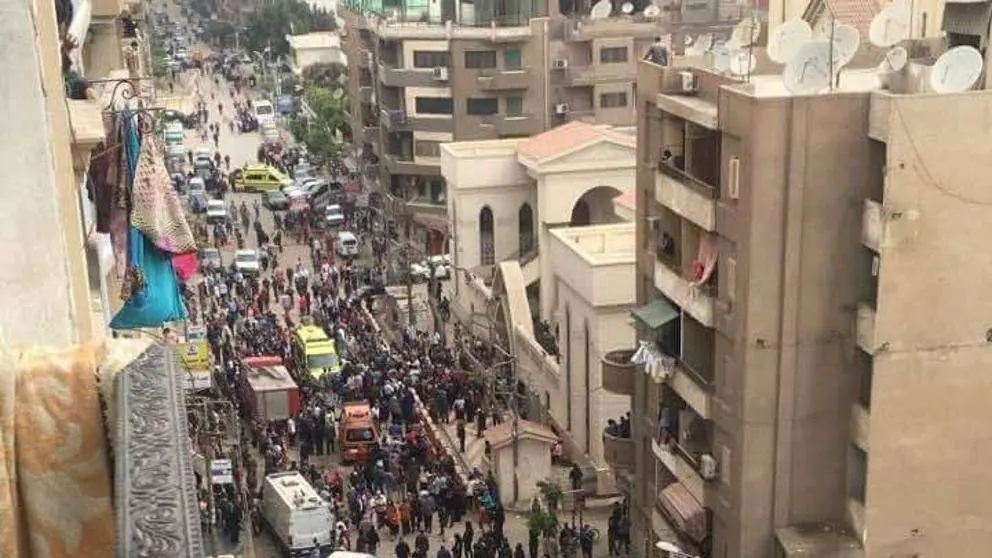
[656,541,699,558]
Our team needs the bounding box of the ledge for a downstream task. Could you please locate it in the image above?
[115,343,204,557]
[601,349,636,395]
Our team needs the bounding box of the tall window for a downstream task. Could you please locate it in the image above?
[506,96,524,117]
[415,97,453,115]
[503,48,523,69]
[464,50,497,69]
[600,46,628,63]
[480,206,495,265]
[518,202,534,254]
[413,51,451,68]
[414,139,442,158]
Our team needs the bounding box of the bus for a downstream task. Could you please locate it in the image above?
[290,325,342,381]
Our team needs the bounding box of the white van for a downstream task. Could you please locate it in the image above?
[337,231,359,258]
[254,100,276,127]
[261,472,333,555]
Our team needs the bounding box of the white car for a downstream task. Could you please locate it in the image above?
[234,249,261,275]
[325,204,345,228]
[337,231,359,258]
[205,199,228,224]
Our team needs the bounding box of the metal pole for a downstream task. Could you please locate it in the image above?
[511,356,519,502]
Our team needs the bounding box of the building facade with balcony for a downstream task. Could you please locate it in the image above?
[623,20,992,557]
[338,0,739,248]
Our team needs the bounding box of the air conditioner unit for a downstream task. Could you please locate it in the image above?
[726,156,740,200]
[679,71,696,93]
[432,66,449,81]
[551,58,568,70]
[700,453,718,481]
[554,102,570,114]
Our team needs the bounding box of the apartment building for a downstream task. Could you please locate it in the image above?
[619,28,992,558]
[1,0,148,345]
[338,0,738,248]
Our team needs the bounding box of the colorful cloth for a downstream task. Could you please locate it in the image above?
[130,135,196,255]
[0,342,115,558]
[111,228,188,329]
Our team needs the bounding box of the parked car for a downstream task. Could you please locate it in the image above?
[263,190,290,210]
[199,248,222,270]
[324,204,345,228]
[234,249,261,276]
[205,199,228,224]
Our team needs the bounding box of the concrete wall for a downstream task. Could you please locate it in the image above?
[0,0,93,347]
[863,91,992,557]
[293,45,346,70]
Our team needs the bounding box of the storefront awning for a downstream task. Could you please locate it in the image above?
[658,482,707,542]
[632,299,678,330]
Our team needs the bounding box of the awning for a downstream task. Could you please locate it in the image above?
[943,1,992,47]
[632,299,678,330]
[659,482,707,542]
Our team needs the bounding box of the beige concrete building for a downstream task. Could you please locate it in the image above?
[614,24,992,558]
[338,0,739,247]
[439,122,639,492]
[1,0,147,346]
[287,32,348,75]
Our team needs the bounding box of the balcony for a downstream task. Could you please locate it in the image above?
[655,164,716,232]
[653,259,715,328]
[850,402,870,453]
[652,438,707,504]
[495,114,536,136]
[566,64,637,87]
[383,153,442,176]
[856,303,878,354]
[378,63,438,88]
[406,198,448,216]
[668,363,712,419]
[602,430,635,472]
[477,68,531,90]
[655,93,719,130]
[862,199,882,252]
[564,16,660,42]
[601,349,636,396]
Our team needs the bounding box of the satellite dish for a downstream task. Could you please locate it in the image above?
[768,19,812,64]
[621,1,634,14]
[729,50,757,76]
[823,21,860,68]
[711,44,732,73]
[783,40,833,94]
[869,0,911,47]
[589,0,612,19]
[877,46,908,74]
[643,4,661,17]
[729,17,761,49]
[685,34,695,46]
[929,45,984,93]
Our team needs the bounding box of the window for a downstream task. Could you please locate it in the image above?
[467,97,499,116]
[414,97,453,115]
[600,46,628,63]
[503,48,522,69]
[480,206,495,265]
[414,139,442,158]
[413,50,450,68]
[600,91,628,108]
[505,96,523,117]
[465,50,497,69]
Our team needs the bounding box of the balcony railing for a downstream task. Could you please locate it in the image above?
[657,161,717,199]
[602,430,635,471]
[601,349,637,396]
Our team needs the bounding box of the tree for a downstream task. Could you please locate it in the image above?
[243,0,337,57]
[301,62,348,89]
[537,479,564,514]
[291,86,348,167]
[527,508,559,537]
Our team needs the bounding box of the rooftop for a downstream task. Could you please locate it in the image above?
[730,68,882,99]
[286,32,341,50]
[550,223,636,266]
[485,419,558,450]
[439,137,524,158]
[517,121,636,164]
[775,523,864,558]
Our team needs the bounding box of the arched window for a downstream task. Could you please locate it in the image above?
[518,202,534,255]
[480,206,495,265]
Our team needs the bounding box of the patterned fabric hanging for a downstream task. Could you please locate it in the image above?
[130,135,197,255]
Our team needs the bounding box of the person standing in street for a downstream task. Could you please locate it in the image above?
[437,543,453,558]
[396,537,411,558]
[457,419,467,453]
[463,521,474,558]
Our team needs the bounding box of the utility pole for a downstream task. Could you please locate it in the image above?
[510,355,520,502]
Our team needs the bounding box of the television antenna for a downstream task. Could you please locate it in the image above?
[869,0,911,47]
[877,46,907,75]
[729,16,761,49]
[768,19,812,64]
[621,1,635,14]
[783,40,833,94]
[929,45,984,93]
[589,0,612,19]
[729,50,757,77]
